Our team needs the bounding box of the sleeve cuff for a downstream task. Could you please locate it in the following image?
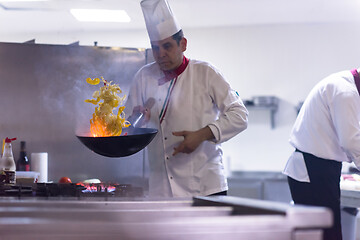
[208,124,220,143]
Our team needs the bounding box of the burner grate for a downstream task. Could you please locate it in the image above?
[0,182,144,198]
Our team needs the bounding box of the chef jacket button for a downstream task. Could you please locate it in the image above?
[166,156,169,160]
[164,137,167,140]
[170,176,173,179]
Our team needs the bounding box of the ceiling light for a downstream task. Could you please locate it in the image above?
[0,0,48,2]
[70,9,131,23]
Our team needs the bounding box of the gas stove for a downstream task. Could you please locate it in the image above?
[0,182,144,200]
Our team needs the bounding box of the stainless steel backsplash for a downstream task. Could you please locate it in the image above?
[0,42,152,187]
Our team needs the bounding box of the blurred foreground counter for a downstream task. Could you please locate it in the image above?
[0,195,332,240]
[227,171,360,240]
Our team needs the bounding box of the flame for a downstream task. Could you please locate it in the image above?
[77,182,116,193]
[90,119,108,137]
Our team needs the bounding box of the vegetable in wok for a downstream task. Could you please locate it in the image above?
[85,77,130,137]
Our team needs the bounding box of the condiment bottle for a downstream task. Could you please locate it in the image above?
[0,137,17,184]
[16,141,30,171]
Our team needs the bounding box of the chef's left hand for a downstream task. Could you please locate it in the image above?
[172,126,214,156]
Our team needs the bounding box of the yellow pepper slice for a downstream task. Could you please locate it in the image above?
[86,77,100,85]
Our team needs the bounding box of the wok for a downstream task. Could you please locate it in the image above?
[76,127,158,158]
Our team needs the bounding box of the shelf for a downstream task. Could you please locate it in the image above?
[244,97,279,129]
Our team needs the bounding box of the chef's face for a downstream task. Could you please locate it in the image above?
[151,36,187,71]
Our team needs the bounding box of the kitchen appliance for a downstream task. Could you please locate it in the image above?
[0,181,143,198]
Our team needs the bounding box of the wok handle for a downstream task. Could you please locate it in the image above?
[127,97,155,128]
[128,112,144,128]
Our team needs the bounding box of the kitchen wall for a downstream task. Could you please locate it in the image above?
[1,22,360,175]
[0,42,150,185]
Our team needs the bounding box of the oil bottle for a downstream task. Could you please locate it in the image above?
[16,141,30,171]
[0,137,17,184]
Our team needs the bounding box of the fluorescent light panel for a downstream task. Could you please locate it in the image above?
[70,9,131,23]
[0,0,48,2]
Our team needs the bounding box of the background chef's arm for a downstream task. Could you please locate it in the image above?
[208,73,249,143]
[332,92,360,168]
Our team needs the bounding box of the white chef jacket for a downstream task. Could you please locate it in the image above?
[126,59,248,197]
[283,70,360,182]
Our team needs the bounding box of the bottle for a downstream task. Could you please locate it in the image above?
[17,141,30,171]
[0,137,17,184]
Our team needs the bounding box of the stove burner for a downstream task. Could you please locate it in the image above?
[79,183,116,194]
[1,185,33,197]
[0,182,144,199]
[78,183,141,197]
[36,183,85,197]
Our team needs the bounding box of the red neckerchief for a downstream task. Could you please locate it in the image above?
[350,69,360,95]
[158,56,189,85]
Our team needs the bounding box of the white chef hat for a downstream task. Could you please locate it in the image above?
[140,0,181,42]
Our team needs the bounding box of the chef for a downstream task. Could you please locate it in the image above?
[125,0,248,197]
[283,68,360,240]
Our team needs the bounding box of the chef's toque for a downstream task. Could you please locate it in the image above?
[140,0,181,42]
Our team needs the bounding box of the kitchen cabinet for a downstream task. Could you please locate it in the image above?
[342,190,360,208]
[341,190,360,240]
[227,171,292,203]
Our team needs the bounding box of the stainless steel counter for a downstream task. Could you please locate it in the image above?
[227,171,292,203]
[341,190,360,208]
[340,190,360,240]
[0,195,332,240]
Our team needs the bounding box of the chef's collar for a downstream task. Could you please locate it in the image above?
[158,56,189,85]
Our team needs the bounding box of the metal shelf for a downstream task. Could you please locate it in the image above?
[244,96,279,129]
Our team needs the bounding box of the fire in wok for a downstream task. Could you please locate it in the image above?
[77,127,158,158]
[79,76,157,157]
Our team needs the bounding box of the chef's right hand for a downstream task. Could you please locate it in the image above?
[132,105,151,125]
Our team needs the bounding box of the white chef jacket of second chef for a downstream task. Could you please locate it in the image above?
[126,59,248,197]
[283,70,360,182]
